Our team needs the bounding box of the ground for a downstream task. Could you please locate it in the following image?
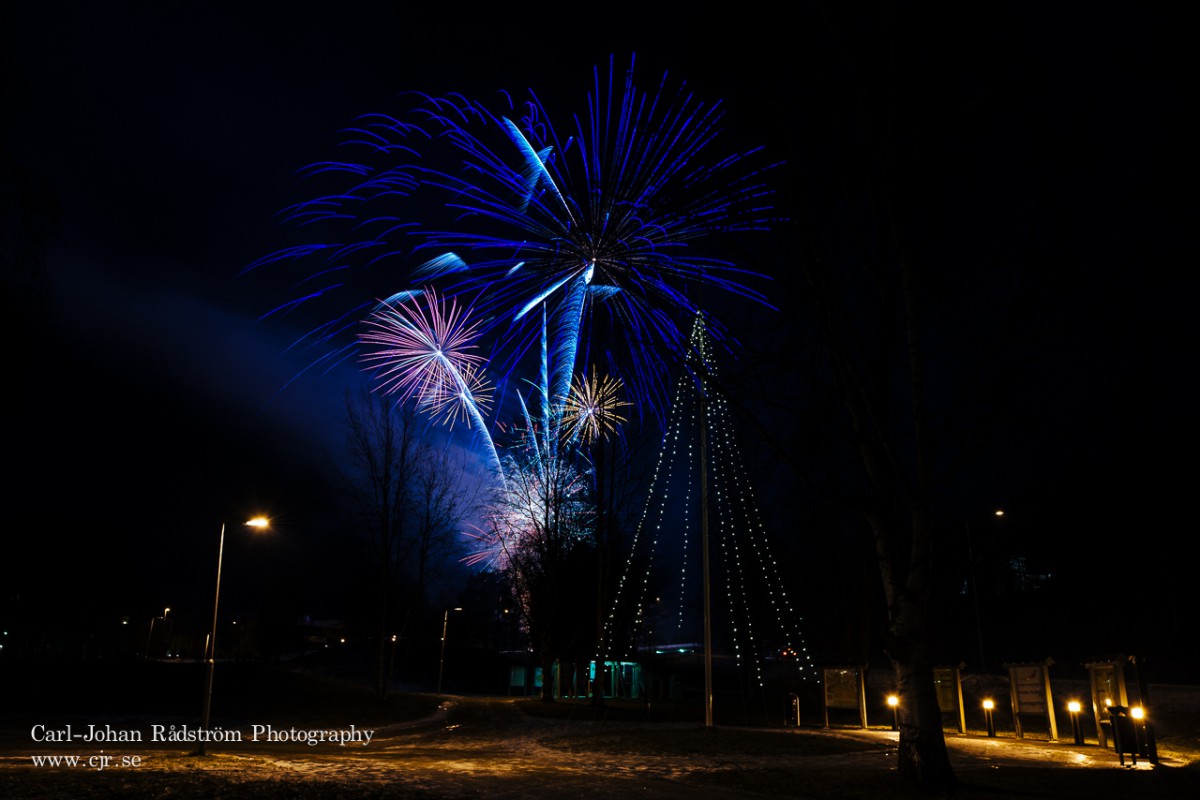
[1,661,1197,798]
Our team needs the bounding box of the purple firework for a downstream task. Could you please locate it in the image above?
[358,288,501,471]
[249,54,779,421]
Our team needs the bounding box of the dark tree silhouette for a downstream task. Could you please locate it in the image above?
[339,389,477,698]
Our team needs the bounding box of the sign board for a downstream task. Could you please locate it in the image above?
[1089,663,1122,719]
[933,666,966,733]
[1004,662,1059,741]
[933,668,958,712]
[1085,660,1129,749]
[1011,665,1047,713]
[824,668,861,708]
[821,667,868,729]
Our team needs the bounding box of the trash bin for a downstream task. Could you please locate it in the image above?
[785,693,800,727]
[1108,706,1139,766]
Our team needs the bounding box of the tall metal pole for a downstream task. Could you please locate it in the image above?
[145,616,157,660]
[144,607,169,660]
[437,608,449,695]
[199,523,225,756]
[965,521,986,674]
[699,344,713,729]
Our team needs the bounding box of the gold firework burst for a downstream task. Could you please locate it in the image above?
[562,367,631,445]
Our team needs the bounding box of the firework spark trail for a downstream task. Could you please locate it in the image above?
[249,58,791,654]
[462,430,592,579]
[357,288,503,476]
[249,54,779,428]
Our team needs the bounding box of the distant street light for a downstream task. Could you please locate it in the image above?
[887,694,900,730]
[437,607,463,695]
[198,517,269,756]
[144,607,170,659]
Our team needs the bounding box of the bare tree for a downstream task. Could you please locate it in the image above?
[390,437,479,682]
[717,8,1056,790]
[339,389,477,698]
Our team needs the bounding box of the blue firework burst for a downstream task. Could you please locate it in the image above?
[249,53,779,423]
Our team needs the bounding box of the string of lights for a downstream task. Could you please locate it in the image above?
[600,314,815,686]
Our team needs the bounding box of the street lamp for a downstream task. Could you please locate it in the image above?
[983,698,997,737]
[1068,700,1084,745]
[887,694,900,730]
[964,508,1005,674]
[199,516,269,755]
[144,607,170,659]
[437,607,463,695]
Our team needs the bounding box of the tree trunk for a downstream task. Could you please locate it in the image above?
[890,599,955,790]
[873,510,956,791]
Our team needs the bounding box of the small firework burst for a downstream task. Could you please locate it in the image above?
[424,360,492,429]
[561,367,631,445]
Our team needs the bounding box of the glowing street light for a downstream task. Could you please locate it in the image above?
[887,694,900,730]
[437,607,463,695]
[199,516,269,756]
[1068,700,1084,745]
[1129,705,1153,759]
[983,698,997,737]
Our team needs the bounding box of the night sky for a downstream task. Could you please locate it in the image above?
[3,3,1196,673]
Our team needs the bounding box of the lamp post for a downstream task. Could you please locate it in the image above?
[983,698,996,737]
[199,516,268,756]
[144,607,170,659]
[1068,700,1084,745]
[1130,705,1148,758]
[887,694,900,730]
[965,509,1005,675]
[437,607,463,695]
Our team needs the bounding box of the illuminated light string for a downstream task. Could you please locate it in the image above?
[676,434,695,638]
[600,314,815,686]
[705,346,815,680]
[601,362,693,658]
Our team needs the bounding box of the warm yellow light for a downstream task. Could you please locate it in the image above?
[245,516,270,529]
[887,694,899,708]
[994,509,1005,517]
[1131,706,1145,720]
[983,699,995,710]
[1105,698,1113,707]
[1068,701,1082,713]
